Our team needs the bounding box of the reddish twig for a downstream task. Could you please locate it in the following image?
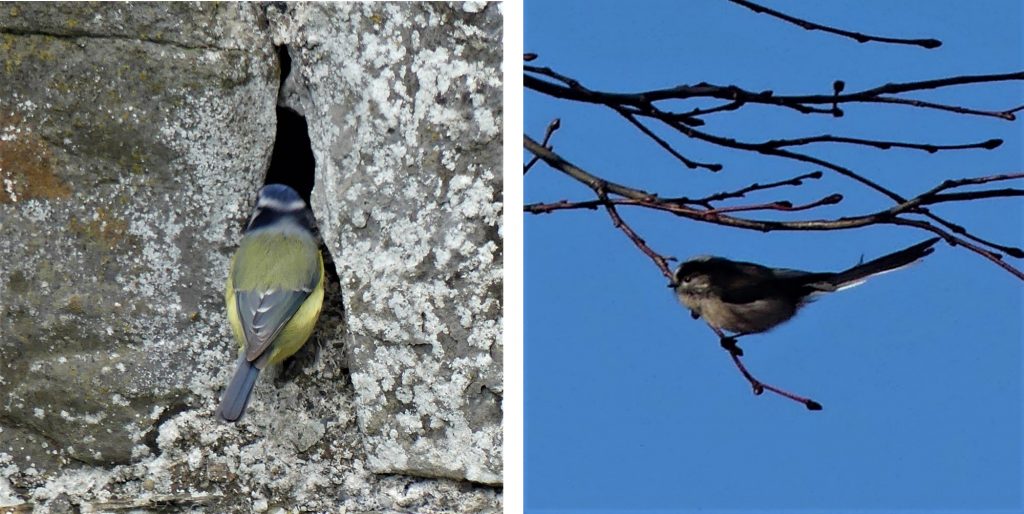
[598,186,676,282]
[706,324,822,410]
[525,179,1022,254]
[728,352,824,410]
[726,0,941,49]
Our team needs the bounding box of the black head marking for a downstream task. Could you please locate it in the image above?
[674,256,718,284]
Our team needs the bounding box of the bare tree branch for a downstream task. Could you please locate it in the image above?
[524,136,1024,280]
[525,67,1024,121]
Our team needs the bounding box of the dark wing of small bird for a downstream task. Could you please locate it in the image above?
[235,288,312,365]
[713,262,824,304]
[707,261,777,304]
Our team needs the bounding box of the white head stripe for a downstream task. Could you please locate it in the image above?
[257,196,307,211]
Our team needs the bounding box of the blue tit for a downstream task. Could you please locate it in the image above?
[216,183,325,423]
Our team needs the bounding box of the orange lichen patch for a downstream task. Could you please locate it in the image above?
[69,207,131,251]
[0,116,71,203]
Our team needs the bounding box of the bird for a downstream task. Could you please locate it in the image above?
[217,183,325,422]
[673,238,940,338]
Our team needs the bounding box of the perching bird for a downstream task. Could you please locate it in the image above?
[217,183,325,422]
[673,238,939,336]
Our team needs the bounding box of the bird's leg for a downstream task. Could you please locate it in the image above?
[726,352,823,411]
[706,323,744,357]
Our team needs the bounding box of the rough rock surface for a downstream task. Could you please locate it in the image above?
[271,2,503,485]
[0,2,502,512]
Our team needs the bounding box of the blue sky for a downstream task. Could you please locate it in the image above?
[524,1,1022,512]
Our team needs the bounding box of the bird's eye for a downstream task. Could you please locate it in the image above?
[680,275,692,283]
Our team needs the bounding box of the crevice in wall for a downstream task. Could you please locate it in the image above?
[264,44,315,204]
[263,43,348,382]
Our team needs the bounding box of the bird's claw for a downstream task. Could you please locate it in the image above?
[720,337,744,357]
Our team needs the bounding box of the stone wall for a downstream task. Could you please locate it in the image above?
[0,3,502,512]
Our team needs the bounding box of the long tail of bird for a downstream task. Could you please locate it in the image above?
[828,238,940,290]
[216,356,261,423]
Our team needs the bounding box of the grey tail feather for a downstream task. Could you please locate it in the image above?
[830,237,940,288]
[216,356,260,423]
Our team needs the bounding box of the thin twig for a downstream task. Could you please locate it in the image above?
[699,194,843,216]
[524,118,561,174]
[659,171,826,208]
[922,172,1024,194]
[925,189,1024,203]
[682,100,746,118]
[695,171,823,204]
[728,351,824,410]
[869,97,1021,121]
[760,135,1002,153]
[661,116,912,204]
[726,0,941,49]
[890,217,1024,280]
[706,324,822,410]
[524,135,655,199]
[613,107,723,172]
[599,187,676,281]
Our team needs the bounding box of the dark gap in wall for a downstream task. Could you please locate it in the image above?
[264,45,315,205]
